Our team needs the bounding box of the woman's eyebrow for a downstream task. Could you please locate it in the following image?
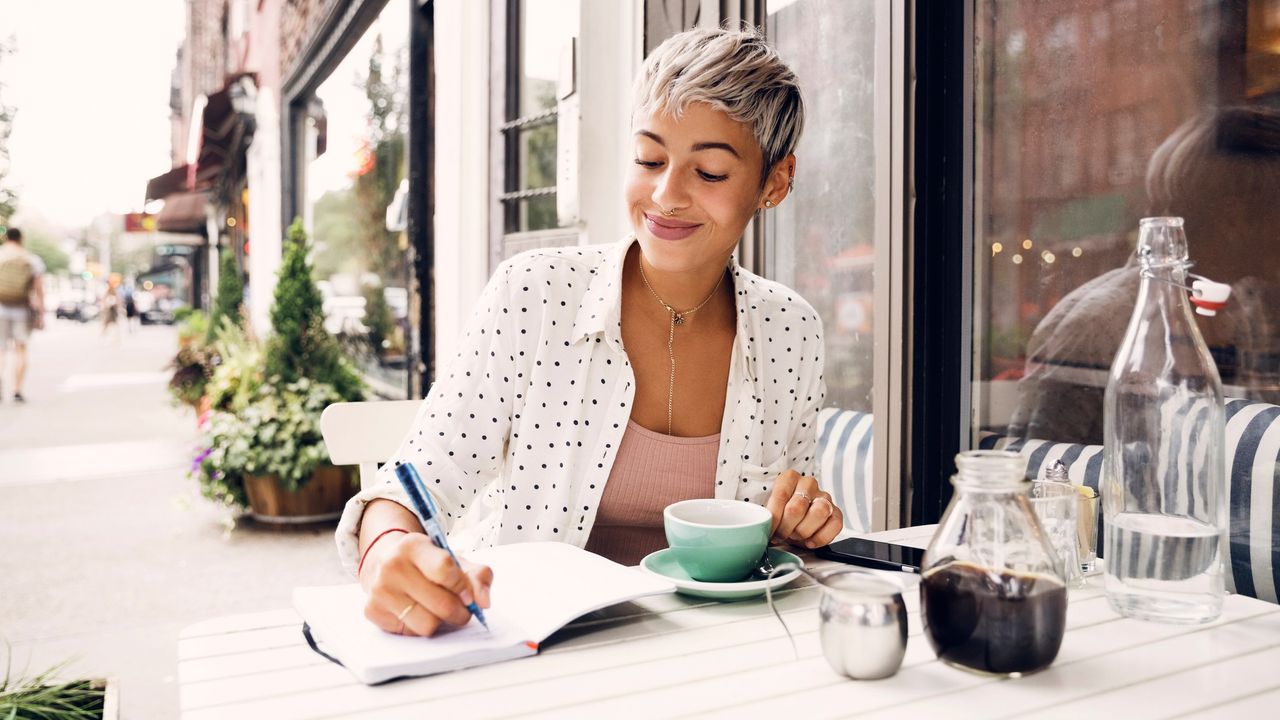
[635,131,742,159]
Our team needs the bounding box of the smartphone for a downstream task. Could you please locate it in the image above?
[815,537,924,574]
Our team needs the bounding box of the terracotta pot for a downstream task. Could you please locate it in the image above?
[243,465,358,525]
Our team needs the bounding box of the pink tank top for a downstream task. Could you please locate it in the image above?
[584,419,720,565]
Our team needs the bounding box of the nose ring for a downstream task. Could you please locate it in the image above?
[660,205,676,217]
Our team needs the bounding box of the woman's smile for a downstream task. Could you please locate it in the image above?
[643,212,703,241]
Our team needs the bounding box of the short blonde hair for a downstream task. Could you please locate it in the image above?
[633,26,804,181]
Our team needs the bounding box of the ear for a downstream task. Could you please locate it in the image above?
[759,154,796,209]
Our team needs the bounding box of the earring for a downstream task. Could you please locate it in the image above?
[788,176,795,193]
[764,200,775,209]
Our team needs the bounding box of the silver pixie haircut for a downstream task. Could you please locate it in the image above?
[633,26,804,182]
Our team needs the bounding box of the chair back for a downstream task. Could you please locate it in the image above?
[320,400,422,488]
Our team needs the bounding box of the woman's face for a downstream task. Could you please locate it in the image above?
[626,102,785,276]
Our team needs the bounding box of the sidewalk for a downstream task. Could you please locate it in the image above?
[0,319,350,718]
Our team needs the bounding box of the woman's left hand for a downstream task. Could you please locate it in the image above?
[766,470,843,549]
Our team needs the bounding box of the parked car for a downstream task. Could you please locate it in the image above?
[140,296,181,325]
[55,298,100,322]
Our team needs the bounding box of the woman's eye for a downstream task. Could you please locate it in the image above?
[634,159,662,169]
[698,170,729,182]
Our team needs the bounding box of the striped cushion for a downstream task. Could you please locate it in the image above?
[982,398,1280,605]
[816,408,875,534]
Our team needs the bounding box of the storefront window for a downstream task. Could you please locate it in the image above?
[304,2,410,399]
[765,0,893,530]
[974,0,1280,445]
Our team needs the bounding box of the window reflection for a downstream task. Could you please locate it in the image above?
[976,0,1280,445]
[766,0,881,413]
[305,4,410,399]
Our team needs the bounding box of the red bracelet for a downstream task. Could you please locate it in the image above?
[357,528,412,577]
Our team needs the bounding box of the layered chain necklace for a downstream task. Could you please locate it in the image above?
[638,259,726,435]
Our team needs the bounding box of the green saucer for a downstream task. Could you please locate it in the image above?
[640,547,805,601]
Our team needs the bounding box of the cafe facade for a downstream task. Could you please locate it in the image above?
[165,0,1280,563]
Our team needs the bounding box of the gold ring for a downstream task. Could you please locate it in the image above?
[396,602,416,623]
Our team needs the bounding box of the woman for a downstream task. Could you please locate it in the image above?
[338,26,842,637]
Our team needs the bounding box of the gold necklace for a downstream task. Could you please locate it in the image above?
[637,259,726,435]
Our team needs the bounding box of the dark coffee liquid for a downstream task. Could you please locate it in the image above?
[921,561,1067,675]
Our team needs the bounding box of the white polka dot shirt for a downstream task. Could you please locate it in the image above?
[335,237,826,573]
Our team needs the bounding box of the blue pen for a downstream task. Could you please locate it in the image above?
[393,463,490,631]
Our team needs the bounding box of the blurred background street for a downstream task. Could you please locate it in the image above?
[0,317,349,718]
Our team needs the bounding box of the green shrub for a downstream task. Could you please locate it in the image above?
[264,219,362,401]
[206,250,244,343]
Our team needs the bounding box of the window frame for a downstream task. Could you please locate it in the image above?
[906,0,975,525]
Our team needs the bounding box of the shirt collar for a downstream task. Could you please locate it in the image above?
[573,236,633,350]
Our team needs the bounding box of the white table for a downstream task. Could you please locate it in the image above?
[178,527,1280,719]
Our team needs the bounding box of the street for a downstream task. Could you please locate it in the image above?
[0,318,350,718]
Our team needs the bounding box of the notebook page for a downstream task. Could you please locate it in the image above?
[293,584,532,684]
[467,541,675,643]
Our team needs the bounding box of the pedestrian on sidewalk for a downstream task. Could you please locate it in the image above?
[101,275,122,342]
[0,227,46,403]
[124,285,138,332]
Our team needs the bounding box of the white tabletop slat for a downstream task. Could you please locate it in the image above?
[1176,685,1280,719]
[177,529,1280,719]
[1028,644,1280,719]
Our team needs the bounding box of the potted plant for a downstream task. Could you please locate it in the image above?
[0,656,117,720]
[168,252,245,421]
[192,219,363,525]
[168,310,215,418]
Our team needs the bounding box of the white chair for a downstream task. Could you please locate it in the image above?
[320,400,422,489]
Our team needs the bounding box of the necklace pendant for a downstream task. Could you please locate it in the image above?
[673,313,686,326]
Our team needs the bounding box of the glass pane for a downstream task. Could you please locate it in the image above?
[767,0,881,413]
[766,0,887,532]
[305,3,411,399]
[519,123,557,193]
[974,0,1280,446]
[517,0,578,119]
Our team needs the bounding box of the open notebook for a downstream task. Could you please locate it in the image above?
[294,541,675,684]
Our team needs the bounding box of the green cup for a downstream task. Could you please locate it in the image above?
[663,499,772,582]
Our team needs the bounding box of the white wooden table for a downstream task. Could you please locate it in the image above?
[178,527,1280,719]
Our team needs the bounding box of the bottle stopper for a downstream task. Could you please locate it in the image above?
[1190,279,1231,317]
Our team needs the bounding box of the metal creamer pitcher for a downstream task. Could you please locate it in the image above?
[767,565,908,680]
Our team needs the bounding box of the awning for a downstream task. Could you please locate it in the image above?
[192,74,255,187]
[193,87,235,187]
[155,192,209,233]
[146,165,191,202]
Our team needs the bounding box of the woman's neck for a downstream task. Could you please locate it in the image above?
[628,244,730,312]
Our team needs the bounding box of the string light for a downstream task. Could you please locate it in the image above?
[1022,238,1033,250]
[1072,247,1083,257]
[1012,254,1023,265]
[1042,251,1056,264]
[992,242,1004,256]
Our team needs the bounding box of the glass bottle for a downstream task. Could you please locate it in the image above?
[920,450,1068,676]
[1102,217,1226,624]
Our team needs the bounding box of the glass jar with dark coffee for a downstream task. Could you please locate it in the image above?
[920,450,1068,676]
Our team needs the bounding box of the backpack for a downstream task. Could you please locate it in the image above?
[0,254,34,306]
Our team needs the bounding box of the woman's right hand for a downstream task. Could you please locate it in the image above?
[359,532,494,637]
